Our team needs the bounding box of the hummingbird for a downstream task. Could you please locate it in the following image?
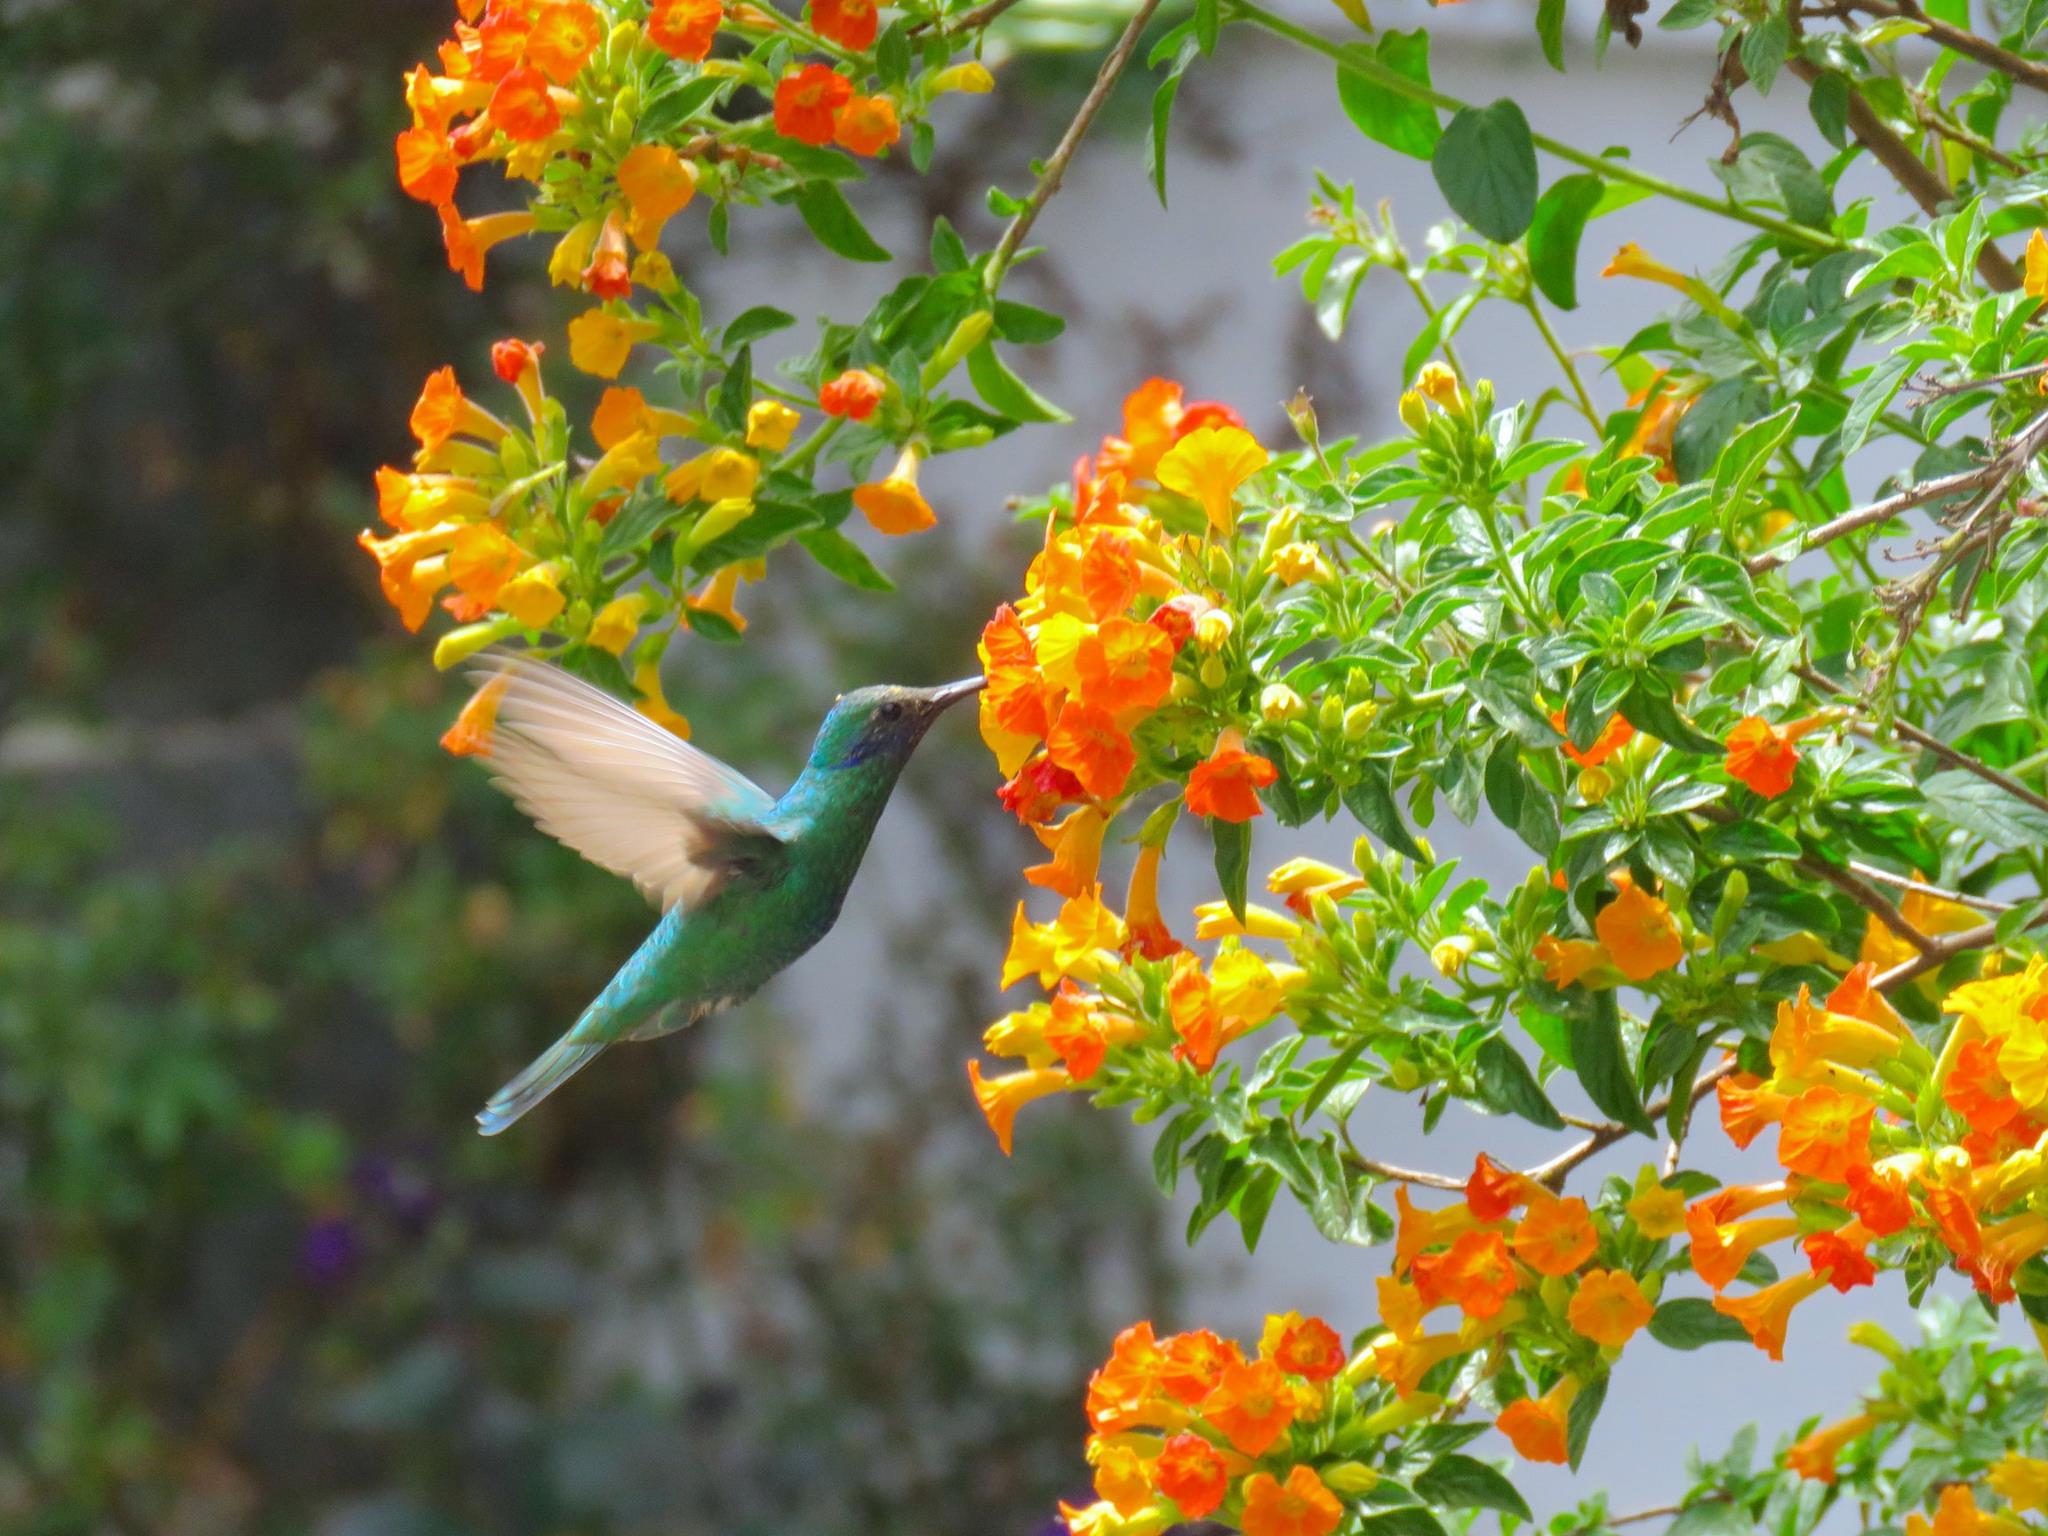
[465,652,984,1134]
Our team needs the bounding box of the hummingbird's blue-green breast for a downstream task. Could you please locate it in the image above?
[467,654,982,1134]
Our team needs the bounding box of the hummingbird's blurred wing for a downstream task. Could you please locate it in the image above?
[467,653,781,911]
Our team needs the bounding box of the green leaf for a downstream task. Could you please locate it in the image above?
[1740,14,1789,94]
[793,181,892,262]
[1659,0,1719,27]
[875,20,912,87]
[1840,351,1916,455]
[724,306,797,348]
[1536,0,1567,69]
[1648,1297,1751,1349]
[1710,400,1799,511]
[929,217,969,273]
[1807,70,1850,148]
[993,300,1065,345]
[1194,0,1220,52]
[1415,1455,1534,1522]
[1527,173,1605,310]
[1148,41,1200,206]
[1565,1372,1607,1469]
[712,345,752,435]
[1568,991,1651,1133]
[1671,377,1769,482]
[1344,762,1430,863]
[1474,1036,1567,1130]
[1336,31,1441,160]
[1431,100,1539,243]
[796,527,895,592]
[1212,817,1251,922]
[1360,1509,1449,1536]
[966,341,1070,423]
[1921,770,2048,845]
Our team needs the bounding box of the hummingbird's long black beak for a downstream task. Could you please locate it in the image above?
[926,675,986,710]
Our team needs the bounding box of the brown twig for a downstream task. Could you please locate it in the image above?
[1342,1151,1467,1192]
[1910,360,2048,403]
[1848,0,2048,97]
[1794,664,2048,823]
[1746,461,1995,575]
[1799,856,1937,953]
[984,0,1166,287]
[1784,57,2021,291]
[1846,860,2017,913]
[1525,1059,1739,1190]
[910,0,1029,34]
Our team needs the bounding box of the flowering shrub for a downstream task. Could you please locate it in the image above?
[366,0,2048,1529]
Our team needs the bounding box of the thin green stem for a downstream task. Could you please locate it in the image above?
[781,416,845,476]
[1232,1,1848,254]
[1521,292,1599,428]
[1400,270,1468,385]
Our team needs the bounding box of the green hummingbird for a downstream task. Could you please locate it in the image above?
[467,652,984,1134]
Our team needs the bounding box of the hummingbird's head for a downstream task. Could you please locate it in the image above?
[809,676,985,770]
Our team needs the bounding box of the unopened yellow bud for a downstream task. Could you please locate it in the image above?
[630,249,677,294]
[1398,391,1429,433]
[929,61,995,95]
[1931,1145,1973,1184]
[1193,608,1234,652]
[1847,1320,1907,1364]
[1342,701,1378,740]
[1168,672,1200,703]
[1577,765,1614,802]
[1358,1391,1440,1433]
[434,614,520,669]
[1352,836,1376,877]
[1319,693,1346,733]
[922,310,996,388]
[1204,545,1233,586]
[1259,504,1302,560]
[1431,935,1474,977]
[1198,654,1228,690]
[1388,1057,1421,1091]
[686,496,755,552]
[1322,1463,1380,1497]
[1261,683,1305,723]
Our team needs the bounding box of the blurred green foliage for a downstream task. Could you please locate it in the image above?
[0,3,1171,1530]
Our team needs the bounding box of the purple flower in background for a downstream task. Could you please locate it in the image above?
[297,1216,362,1287]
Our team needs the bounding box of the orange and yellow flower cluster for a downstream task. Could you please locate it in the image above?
[1689,959,2048,1358]
[1375,1154,1661,1464]
[1060,1312,1361,1536]
[396,0,984,301]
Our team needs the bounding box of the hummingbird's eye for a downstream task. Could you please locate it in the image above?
[878,701,904,722]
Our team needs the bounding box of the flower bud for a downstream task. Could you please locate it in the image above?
[1350,909,1376,945]
[1193,608,1234,652]
[1357,1391,1442,1433]
[1168,672,1200,703]
[1388,1057,1421,1090]
[1342,701,1377,740]
[921,309,996,388]
[1430,934,1474,977]
[1576,765,1613,802]
[1352,836,1376,877]
[1198,654,1227,690]
[929,61,995,95]
[1286,388,1320,448]
[1415,360,1462,410]
[1309,891,1343,933]
[1847,1320,1907,1364]
[1204,544,1233,586]
[1322,1463,1379,1498]
[1261,683,1305,723]
[1319,693,1346,733]
[1259,504,1302,561]
[434,614,520,669]
[1711,868,1749,949]
[1398,390,1429,433]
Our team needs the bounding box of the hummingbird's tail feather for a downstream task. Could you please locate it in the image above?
[475,1033,609,1136]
